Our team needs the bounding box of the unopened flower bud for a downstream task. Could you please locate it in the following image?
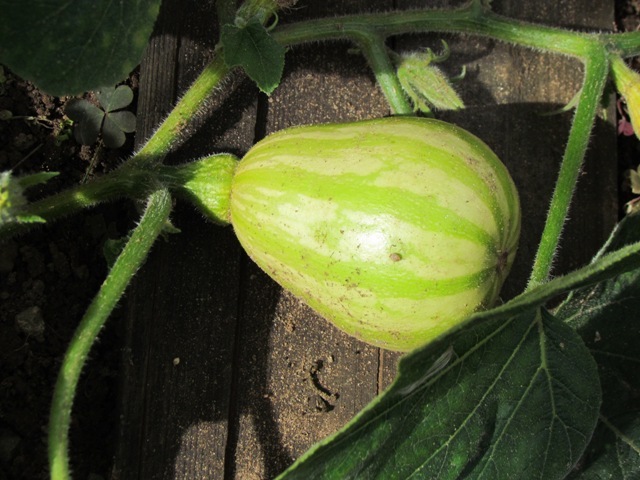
[610,55,640,140]
[396,51,464,114]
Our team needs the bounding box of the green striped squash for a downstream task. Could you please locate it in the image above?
[230,117,520,351]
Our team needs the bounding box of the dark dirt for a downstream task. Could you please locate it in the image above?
[1,1,640,479]
[0,69,137,479]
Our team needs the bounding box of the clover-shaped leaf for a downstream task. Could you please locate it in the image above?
[65,85,137,148]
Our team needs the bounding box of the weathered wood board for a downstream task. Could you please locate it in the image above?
[113,1,617,478]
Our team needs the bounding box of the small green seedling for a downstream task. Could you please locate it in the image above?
[65,85,136,149]
[0,170,59,225]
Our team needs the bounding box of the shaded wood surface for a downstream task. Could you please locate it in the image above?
[113,1,617,479]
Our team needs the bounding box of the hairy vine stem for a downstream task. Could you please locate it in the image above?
[351,28,413,115]
[0,167,156,242]
[48,188,172,480]
[528,46,610,288]
[130,52,230,168]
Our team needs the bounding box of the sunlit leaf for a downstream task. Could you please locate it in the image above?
[221,18,285,94]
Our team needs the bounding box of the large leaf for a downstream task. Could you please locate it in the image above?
[278,307,600,479]
[556,213,640,478]
[0,0,161,96]
[221,18,285,94]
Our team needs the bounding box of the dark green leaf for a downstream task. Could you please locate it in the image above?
[0,0,161,96]
[66,99,104,145]
[221,19,285,94]
[278,308,601,480]
[106,111,137,133]
[98,85,134,113]
[556,213,640,478]
[571,417,640,479]
[101,115,126,149]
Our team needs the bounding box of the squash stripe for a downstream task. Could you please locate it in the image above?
[243,130,510,238]
[231,189,493,281]
[232,172,498,252]
[231,211,498,300]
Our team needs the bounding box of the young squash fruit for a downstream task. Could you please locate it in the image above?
[227,117,521,351]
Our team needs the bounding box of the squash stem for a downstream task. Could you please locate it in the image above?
[351,29,413,115]
[128,51,231,168]
[0,167,156,243]
[48,189,172,480]
[158,153,239,225]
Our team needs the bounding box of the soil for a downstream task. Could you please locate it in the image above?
[0,70,137,478]
[1,2,639,479]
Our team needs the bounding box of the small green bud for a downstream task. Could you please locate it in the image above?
[396,49,464,114]
[160,154,238,225]
[235,0,280,25]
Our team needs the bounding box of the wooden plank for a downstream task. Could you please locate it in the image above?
[112,1,258,478]
[114,0,617,478]
[226,2,395,478]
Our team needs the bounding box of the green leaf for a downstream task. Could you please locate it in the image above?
[570,417,640,479]
[556,212,640,478]
[65,99,104,145]
[101,115,127,149]
[1,171,50,225]
[98,85,134,113]
[221,18,285,95]
[15,214,46,224]
[106,111,137,133]
[278,307,600,479]
[0,0,161,96]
